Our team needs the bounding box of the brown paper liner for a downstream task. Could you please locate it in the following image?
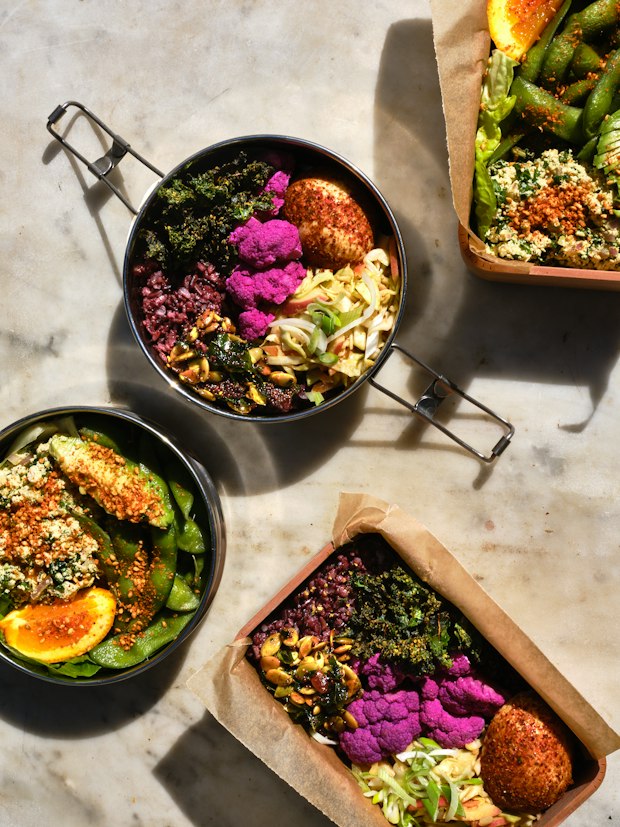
[188,493,619,826]
[429,0,620,288]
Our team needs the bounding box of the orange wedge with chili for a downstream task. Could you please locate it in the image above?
[488,0,566,60]
[0,587,116,663]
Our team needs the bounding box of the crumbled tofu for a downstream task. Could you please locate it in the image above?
[485,149,620,270]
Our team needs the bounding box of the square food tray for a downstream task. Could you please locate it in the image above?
[459,224,620,291]
[237,538,607,827]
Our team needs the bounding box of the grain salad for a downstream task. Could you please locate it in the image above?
[484,149,620,269]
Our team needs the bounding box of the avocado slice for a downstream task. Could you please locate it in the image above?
[48,434,174,529]
[594,109,620,210]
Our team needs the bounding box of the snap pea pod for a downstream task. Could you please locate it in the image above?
[518,0,572,83]
[560,76,597,104]
[89,611,194,669]
[512,75,584,142]
[570,41,604,78]
[577,133,600,160]
[75,512,115,581]
[102,518,177,633]
[165,460,207,554]
[487,131,526,165]
[540,0,620,88]
[166,573,201,612]
[78,427,122,453]
[148,523,178,608]
[583,47,620,137]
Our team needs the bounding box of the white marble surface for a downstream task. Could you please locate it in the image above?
[1,1,619,825]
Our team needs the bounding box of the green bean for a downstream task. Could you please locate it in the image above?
[570,41,604,78]
[518,0,572,83]
[512,76,584,143]
[166,574,201,612]
[540,0,620,88]
[583,47,620,137]
[89,611,194,669]
[560,76,598,104]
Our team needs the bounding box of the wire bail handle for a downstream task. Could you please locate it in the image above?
[369,343,515,463]
[47,100,164,214]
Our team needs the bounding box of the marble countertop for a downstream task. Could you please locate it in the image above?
[1,1,618,825]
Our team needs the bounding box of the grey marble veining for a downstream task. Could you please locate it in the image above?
[1,1,618,825]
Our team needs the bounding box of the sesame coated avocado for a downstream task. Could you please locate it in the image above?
[48,434,174,529]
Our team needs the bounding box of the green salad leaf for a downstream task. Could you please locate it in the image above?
[473,49,519,238]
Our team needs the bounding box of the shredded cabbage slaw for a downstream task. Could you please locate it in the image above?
[351,737,538,827]
[261,245,399,403]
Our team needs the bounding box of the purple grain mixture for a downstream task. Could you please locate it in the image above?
[249,534,394,661]
[137,260,226,360]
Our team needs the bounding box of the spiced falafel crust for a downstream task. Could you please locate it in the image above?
[480,690,575,812]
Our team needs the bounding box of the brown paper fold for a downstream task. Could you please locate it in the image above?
[188,493,619,826]
[429,0,489,235]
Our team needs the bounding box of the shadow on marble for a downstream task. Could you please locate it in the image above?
[0,642,191,737]
[374,18,620,437]
[154,709,333,827]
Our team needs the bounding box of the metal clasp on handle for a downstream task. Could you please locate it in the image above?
[46,100,164,214]
[369,343,514,463]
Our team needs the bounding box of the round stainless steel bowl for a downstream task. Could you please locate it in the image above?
[0,406,225,685]
[122,134,407,422]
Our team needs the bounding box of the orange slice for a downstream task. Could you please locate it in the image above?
[0,587,116,663]
[488,0,565,60]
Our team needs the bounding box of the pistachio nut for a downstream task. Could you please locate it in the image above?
[260,632,282,658]
[265,668,293,687]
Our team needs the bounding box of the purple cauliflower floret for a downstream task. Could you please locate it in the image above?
[227,260,306,312]
[229,217,302,269]
[237,308,275,341]
[256,170,291,218]
[226,267,257,309]
[339,689,421,765]
[438,676,505,719]
[253,261,306,305]
[359,653,408,693]
[420,698,485,748]
[444,654,472,677]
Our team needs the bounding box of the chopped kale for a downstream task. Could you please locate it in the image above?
[140,152,276,273]
[346,563,486,676]
[208,332,255,375]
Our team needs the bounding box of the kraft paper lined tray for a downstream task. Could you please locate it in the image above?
[430,0,620,292]
[187,494,620,827]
